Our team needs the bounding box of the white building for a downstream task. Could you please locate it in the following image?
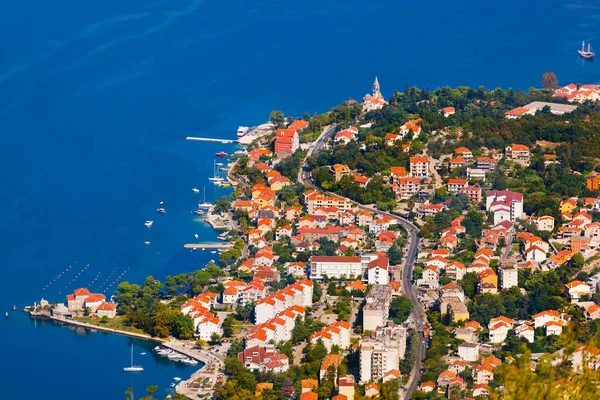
[286,262,307,278]
[488,316,514,344]
[486,190,524,225]
[536,215,555,232]
[363,285,392,331]
[409,157,430,178]
[309,255,362,280]
[368,256,389,285]
[255,280,313,324]
[500,265,518,290]
[566,280,593,303]
[246,306,305,347]
[467,168,487,181]
[532,310,560,329]
[515,324,535,343]
[360,324,407,382]
[458,342,480,362]
[310,320,352,352]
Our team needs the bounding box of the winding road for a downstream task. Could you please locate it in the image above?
[299,126,427,398]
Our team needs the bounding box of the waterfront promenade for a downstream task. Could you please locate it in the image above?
[50,315,156,340]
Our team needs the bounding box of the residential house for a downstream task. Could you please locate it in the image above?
[409,157,430,178]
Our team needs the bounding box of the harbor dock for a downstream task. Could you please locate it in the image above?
[184,243,233,250]
[186,136,235,144]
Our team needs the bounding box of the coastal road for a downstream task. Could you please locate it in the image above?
[299,126,427,398]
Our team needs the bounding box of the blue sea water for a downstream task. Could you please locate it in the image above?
[1,0,600,397]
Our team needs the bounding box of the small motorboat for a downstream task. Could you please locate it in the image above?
[154,346,161,351]
[201,248,206,251]
[145,220,153,227]
[194,234,199,239]
[170,383,176,388]
[192,188,200,193]
[215,152,228,157]
[173,377,182,382]
[144,241,151,245]
[5,312,8,318]
[210,251,217,254]
[157,208,166,214]
[195,210,204,215]
[159,201,164,205]
[12,305,16,311]
[140,352,147,356]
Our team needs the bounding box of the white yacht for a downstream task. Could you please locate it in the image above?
[145,221,153,227]
[192,188,200,193]
[237,126,249,137]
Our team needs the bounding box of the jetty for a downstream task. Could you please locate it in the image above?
[186,137,235,144]
[184,243,233,250]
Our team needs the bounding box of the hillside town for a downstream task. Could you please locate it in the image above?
[38,77,600,399]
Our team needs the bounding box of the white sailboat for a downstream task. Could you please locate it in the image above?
[198,187,213,209]
[123,344,144,372]
[208,160,225,184]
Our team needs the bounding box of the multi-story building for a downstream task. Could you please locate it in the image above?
[360,324,407,382]
[467,167,487,181]
[500,265,518,289]
[447,179,468,193]
[309,255,363,280]
[505,144,530,166]
[389,166,408,183]
[246,306,305,347]
[458,342,480,362]
[454,147,473,159]
[238,344,290,373]
[409,157,430,178]
[303,190,352,214]
[367,256,389,285]
[486,190,524,225]
[476,157,497,171]
[460,185,482,203]
[363,285,392,331]
[332,164,351,182]
[310,320,351,352]
[394,177,420,199]
[255,280,313,323]
[274,128,299,158]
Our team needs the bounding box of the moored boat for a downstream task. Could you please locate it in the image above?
[215,152,228,157]
[237,126,249,137]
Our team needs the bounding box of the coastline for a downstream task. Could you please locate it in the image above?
[49,315,158,341]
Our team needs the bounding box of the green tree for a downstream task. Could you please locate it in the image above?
[213,196,231,214]
[172,312,195,340]
[270,110,285,126]
[389,296,413,324]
